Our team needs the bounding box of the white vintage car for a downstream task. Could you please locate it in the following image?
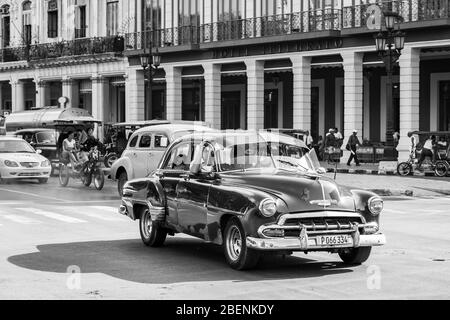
[110,123,215,196]
[0,137,52,184]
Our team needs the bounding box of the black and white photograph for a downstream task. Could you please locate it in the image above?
[0,0,449,308]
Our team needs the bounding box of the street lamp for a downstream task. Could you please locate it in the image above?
[374,10,406,161]
[140,47,161,120]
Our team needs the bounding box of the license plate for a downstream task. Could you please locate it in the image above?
[317,235,352,247]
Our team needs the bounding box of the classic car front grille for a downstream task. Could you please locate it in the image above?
[20,162,39,168]
[18,173,42,177]
[279,216,364,238]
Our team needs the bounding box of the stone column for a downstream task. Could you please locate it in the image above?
[203,63,222,129]
[397,47,421,162]
[342,51,364,154]
[35,79,50,109]
[291,56,312,131]
[11,80,26,112]
[246,59,265,130]
[62,77,75,109]
[125,69,145,121]
[165,66,183,121]
[92,75,109,141]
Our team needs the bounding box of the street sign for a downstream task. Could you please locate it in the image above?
[366,4,382,30]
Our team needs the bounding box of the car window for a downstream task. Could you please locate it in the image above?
[128,135,139,148]
[138,134,152,148]
[162,142,194,171]
[154,134,169,149]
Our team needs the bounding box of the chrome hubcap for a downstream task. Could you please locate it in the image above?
[226,226,242,261]
[141,210,152,238]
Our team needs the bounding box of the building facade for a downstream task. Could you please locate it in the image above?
[0,0,449,161]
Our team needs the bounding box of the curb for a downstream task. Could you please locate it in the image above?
[325,168,442,177]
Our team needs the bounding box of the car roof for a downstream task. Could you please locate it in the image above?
[174,130,309,148]
[0,137,25,141]
[132,123,214,135]
[14,128,54,134]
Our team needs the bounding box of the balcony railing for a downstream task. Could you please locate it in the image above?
[343,0,450,28]
[0,35,125,63]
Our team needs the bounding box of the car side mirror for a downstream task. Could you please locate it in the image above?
[317,167,326,175]
[36,149,42,155]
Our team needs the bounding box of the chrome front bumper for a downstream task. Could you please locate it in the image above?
[246,233,386,251]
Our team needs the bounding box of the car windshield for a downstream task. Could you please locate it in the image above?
[216,135,275,172]
[0,140,35,153]
[35,131,56,144]
[274,148,323,174]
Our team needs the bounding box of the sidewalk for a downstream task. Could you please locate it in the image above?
[320,161,448,177]
[324,171,450,198]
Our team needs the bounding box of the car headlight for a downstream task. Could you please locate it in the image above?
[368,197,383,216]
[259,198,277,217]
[4,160,19,167]
[41,160,51,167]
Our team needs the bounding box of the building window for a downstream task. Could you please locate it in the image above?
[1,4,10,48]
[22,1,32,45]
[47,0,58,38]
[106,0,119,36]
[75,5,87,38]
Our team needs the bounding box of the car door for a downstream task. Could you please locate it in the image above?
[157,141,195,227]
[176,143,215,240]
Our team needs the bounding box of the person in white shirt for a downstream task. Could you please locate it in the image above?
[303,130,313,149]
[407,131,419,158]
[417,135,435,170]
[334,127,343,148]
[63,131,80,168]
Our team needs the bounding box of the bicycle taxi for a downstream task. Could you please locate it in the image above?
[47,116,106,190]
[397,131,450,177]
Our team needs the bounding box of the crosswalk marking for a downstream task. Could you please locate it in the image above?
[16,208,87,224]
[57,206,123,221]
[2,215,41,225]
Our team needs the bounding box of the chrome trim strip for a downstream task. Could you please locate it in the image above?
[277,211,363,226]
[246,233,386,251]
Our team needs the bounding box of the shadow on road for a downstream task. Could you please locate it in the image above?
[8,237,353,284]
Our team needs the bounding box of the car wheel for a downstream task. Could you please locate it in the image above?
[38,178,48,184]
[117,171,128,196]
[139,207,167,247]
[339,247,372,265]
[223,217,260,270]
[397,162,412,176]
[434,161,448,177]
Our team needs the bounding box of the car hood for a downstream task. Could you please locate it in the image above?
[0,153,46,163]
[220,169,356,213]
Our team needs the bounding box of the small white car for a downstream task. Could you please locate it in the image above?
[0,137,52,184]
[110,123,215,195]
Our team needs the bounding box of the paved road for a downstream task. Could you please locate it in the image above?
[0,178,449,300]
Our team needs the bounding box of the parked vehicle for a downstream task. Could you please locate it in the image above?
[110,122,215,196]
[119,131,386,270]
[0,137,51,184]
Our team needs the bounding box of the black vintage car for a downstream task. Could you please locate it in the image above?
[119,131,386,270]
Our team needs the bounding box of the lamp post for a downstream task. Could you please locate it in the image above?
[140,45,161,120]
[374,10,405,161]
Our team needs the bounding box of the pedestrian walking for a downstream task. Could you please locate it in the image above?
[334,127,343,148]
[303,130,314,149]
[346,130,361,166]
[407,131,419,158]
[324,128,337,164]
